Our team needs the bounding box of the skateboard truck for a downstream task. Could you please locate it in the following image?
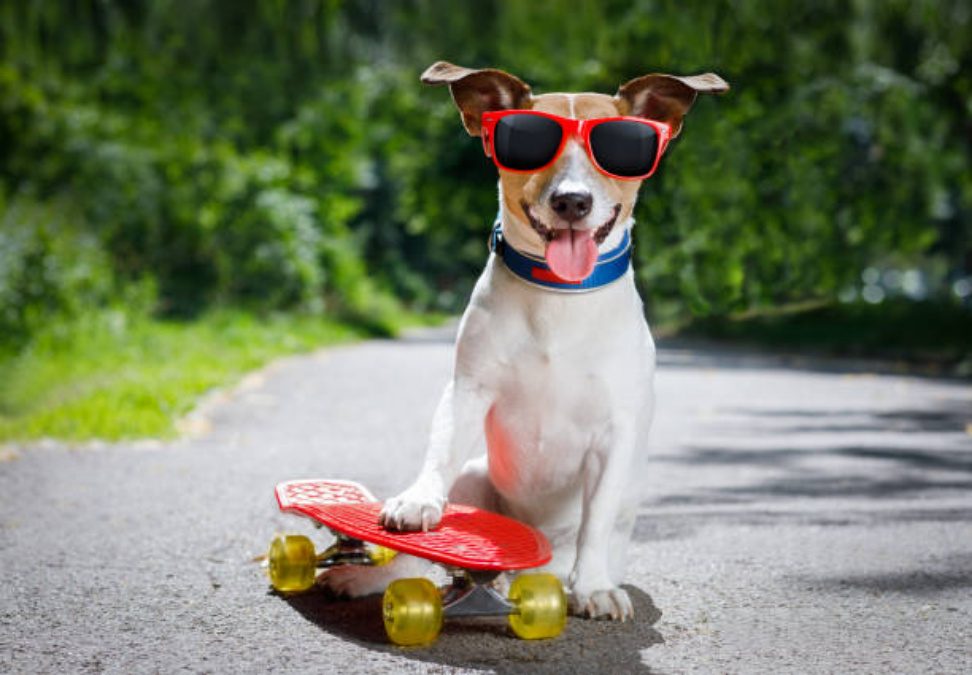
[316,532,384,568]
[316,537,516,617]
[441,570,515,618]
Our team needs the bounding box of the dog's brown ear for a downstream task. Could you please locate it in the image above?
[421,61,533,136]
[615,72,729,137]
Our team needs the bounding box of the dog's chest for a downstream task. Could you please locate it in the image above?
[481,308,622,497]
[461,259,651,498]
[484,349,611,497]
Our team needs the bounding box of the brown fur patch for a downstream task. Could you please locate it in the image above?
[593,204,623,244]
[520,200,555,241]
[569,94,620,120]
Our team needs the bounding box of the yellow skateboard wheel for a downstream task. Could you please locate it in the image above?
[508,573,567,639]
[369,545,398,566]
[268,535,316,593]
[382,578,443,646]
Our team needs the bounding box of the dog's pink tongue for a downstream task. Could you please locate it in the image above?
[545,228,598,282]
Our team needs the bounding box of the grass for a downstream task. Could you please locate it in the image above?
[0,309,374,443]
[677,299,972,376]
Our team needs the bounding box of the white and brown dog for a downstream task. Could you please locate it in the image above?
[321,61,728,620]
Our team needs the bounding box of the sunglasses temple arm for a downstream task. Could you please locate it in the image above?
[483,132,493,158]
[660,126,673,155]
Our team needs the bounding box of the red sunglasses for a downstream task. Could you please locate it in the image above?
[481,110,672,180]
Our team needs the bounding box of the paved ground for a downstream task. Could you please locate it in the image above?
[1,325,970,674]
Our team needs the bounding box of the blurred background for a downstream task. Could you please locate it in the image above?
[1,0,970,442]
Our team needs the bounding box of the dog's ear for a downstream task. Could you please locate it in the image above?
[421,61,533,136]
[615,72,729,137]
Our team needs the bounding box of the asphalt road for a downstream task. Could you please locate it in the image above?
[2,325,970,674]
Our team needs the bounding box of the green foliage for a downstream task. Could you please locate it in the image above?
[355,0,972,318]
[682,299,972,374]
[0,309,365,442]
[0,194,118,345]
[0,52,398,331]
[0,0,969,342]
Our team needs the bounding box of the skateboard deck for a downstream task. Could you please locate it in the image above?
[275,479,552,571]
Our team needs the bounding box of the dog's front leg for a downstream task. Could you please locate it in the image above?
[380,377,490,531]
[318,378,489,599]
[569,421,641,621]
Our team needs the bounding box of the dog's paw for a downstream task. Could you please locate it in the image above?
[379,486,444,532]
[317,564,392,598]
[569,585,634,621]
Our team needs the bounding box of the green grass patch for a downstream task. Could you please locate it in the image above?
[0,309,370,443]
[678,299,972,375]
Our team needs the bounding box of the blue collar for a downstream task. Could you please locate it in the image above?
[489,221,633,292]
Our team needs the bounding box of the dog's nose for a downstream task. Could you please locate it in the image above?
[549,191,593,222]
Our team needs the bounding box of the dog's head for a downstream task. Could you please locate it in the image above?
[423,61,728,282]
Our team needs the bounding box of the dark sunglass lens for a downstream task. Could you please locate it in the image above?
[589,120,659,177]
[493,114,563,171]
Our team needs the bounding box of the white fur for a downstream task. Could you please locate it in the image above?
[320,138,656,622]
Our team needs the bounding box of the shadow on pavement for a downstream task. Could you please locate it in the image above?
[646,397,972,506]
[633,506,972,546]
[724,402,972,435]
[655,338,971,381]
[656,444,972,502]
[664,444,972,473]
[284,584,664,674]
[793,552,972,596]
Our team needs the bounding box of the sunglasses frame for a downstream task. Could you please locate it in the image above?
[481,109,672,181]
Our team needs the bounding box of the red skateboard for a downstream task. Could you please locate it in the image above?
[268,479,567,645]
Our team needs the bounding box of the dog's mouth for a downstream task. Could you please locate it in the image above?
[520,202,622,282]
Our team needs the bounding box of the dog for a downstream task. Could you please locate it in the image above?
[320,61,728,620]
